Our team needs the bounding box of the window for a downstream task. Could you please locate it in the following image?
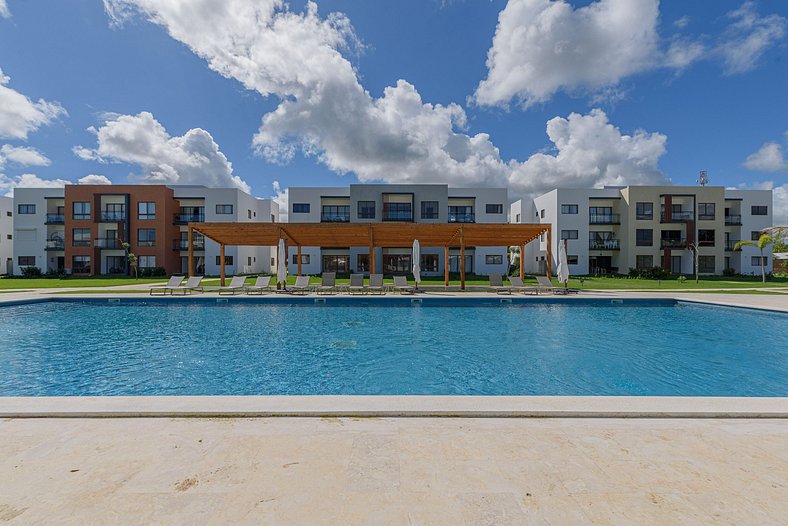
[216,204,234,214]
[560,230,578,240]
[17,204,35,214]
[17,256,35,266]
[72,255,91,273]
[420,201,439,219]
[6,234,11,240]
[485,255,503,265]
[292,254,310,265]
[421,254,438,272]
[751,231,762,241]
[356,253,370,272]
[636,255,654,270]
[448,205,474,223]
[567,255,579,265]
[137,228,156,247]
[138,256,156,269]
[358,201,376,219]
[589,206,616,223]
[384,202,413,221]
[247,256,253,266]
[698,229,715,246]
[698,203,715,220]
[486,204,503,214]
[561,204,578,214]
[138,202,156,220]
[540,209,545,219]
[635,202,653,220]
[515,213,521,223]
[73,202,91,220]
[382,254,411,273]
[321,205,350,222]
[752,256,768,266]
[215,255,234,266]
[6,211,11,217]
[636,229,653,246]
[322,255,349,273]
[292,203,310,214]
[247,209,252,219]
[698,256,715,274]
[751,205,768,215]
[72,228,91,247]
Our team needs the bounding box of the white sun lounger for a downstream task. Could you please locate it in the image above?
[393,275,415,294]
[489,272,512,294]
[246,275,273,294]
[508,276,538,294]
[218,275,248,295]
[316,272,336,295]
[289,275,312,295]
[150,275,185,295]
[169,276,204,295]
[367,274,385,294]
[349,273,366,294]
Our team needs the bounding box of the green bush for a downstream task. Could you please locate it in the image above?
[628,266,670,280]
[20,266,43,278]
[722,267,738,277]
[138,266,167,277]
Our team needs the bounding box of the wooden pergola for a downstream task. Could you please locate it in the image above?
[188,222,551,289]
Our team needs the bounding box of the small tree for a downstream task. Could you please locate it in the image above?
[688,241,700,284]
[121,242,138,279]
[735,234,774,283]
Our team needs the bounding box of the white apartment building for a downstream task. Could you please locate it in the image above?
[0,196,12,275]
[12,185,279,277]
[286,184,509,276]
[511,186,774,276]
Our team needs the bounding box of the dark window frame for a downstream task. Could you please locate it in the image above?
[560,204,578,214]
[73,201,91,220]
[485,203,504,214]
[636,229,653,246]
[138,201,156,220]
[635,202,653,220]
[357,201,376,219]
[17,204,36,214]
[751,205,768,216]
[216,204,234,215]
[560,230,579,240]
[292,203,310,214]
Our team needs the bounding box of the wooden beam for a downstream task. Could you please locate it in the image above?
[219,243,226,286]
[460,227,465,291]
[520,243,525,282]
[444,245,449,290]
[368,224,375,275]
[187,225,194,277]
[297,245,302,276]
[545,227,552,279]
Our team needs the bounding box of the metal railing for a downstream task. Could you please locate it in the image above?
[100,211,126,222]
[45,214,64,224]
[320,213,350,222]
[173,239,205,250]
[660,238,687,249]
[589,213,620,225]
[94,238,121,249]
[173,213,205,224]
[589,239,620,250]
[724,215,742,225]
[448,212,475,223]
[660,211,694,222]
[45,239,65,250]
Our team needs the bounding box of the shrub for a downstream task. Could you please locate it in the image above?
[20,266,43,278]
[628,266,670,280]
[722,267,737,277]
[138,266,167,277]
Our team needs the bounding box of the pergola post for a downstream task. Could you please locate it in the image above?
[219,243,226,286]
[297,245,302,276]
[444,245,449,290]
[460,227,465,291]
[545,227,552,279]
[187,225,194,277]
[520,243,525,282]
[368,225,375,275]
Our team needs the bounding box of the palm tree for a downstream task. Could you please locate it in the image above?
[734,233,774,283]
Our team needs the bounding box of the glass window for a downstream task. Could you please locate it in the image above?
[561,204,578,214]
[17,204,36,214]
[698,203,715,220]
[560,230,578,240]
[515,213,521,223]
[292,254,310,265]
[215,256,234,265]
[589,206,616,223]
[382,254,411,273]
[247,209,252,219]
[636,202,653,220]
[485,254,503,265]
[292,203,310,214]
[72,255,91,273]
[321,205,350,222]
[751,205,768,215]
[448,205,474,223]
[567,255,579,265]
[138,202,156,220]
[540,209,545,219]
[698,229,715,246]
[698,256,715,273]
[356,254,370,272]
[73,202,91,220]
[420,201,439,219]
[17,256,36,266]
[137,228,156,246]
[636,229,653,246]
[138,255,156,268]
[358,201,375,219]
[751,231,762,241]
[486,204,503,214]
[383,202,413,221]
[421,254,438,272]
[72,228,91,247]
[216,204,234,214]
[751,256,768,266]
[322,255,349,273]
[636,255,654,270]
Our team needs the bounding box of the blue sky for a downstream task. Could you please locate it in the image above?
[0,0,786,219]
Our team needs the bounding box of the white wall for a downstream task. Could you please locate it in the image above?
[0,196,13,275]
[727,189,773,275]
[12,188,63,275]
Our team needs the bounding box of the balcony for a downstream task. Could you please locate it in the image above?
[382,204,413,222]
[660,211,694,223]
[94,238,121,249]
[173,239,205,251]
[698,214,716,221]
[725,239,740,251]
[660,238,687,249]
[100,211,126,222]
[320,212,350,223]
[448,212,475,223]
[725,215,742,226]
[173,213,205,225]
[589,213,620,225]
[589,239,620,250]
[45,214,64,224]
[45,239,65,250]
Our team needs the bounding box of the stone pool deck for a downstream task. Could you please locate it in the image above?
[1,416,786,524]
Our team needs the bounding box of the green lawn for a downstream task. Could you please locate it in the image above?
[0,277,169,289]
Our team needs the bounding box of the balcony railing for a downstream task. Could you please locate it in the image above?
[382,206,413,221]
[45,214,64,224]
[589,213,620,225]
[173,239,205,251]
[660,238,687,249]
[725,215,742,225]
[173,213,205,224]
[589,239,620,250]
[660,211,694,223]
[725,239,740,251]
[45,239,65,250]
[448,212,475,223]
[320,213,350,222]
[94,238,121,249]
[100,211,126,222]
[698,214,716,221]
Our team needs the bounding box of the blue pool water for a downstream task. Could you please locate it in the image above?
[0,298,785,397]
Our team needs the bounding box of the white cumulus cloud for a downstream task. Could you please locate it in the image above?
[0,144,51,167]
[717,1,787,75]
[0,68,67,140]
[74,111,251,192]
[744,132,788,173]
[78,174,113,185]
[0,0,10,18]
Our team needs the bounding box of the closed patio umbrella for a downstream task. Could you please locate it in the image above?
[277,238,287,289]
[412,239,421,287]
[557,239,570,289]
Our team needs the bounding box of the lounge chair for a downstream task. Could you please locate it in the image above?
[246,275,274,295]
[367,274,385,294]
[535,276,556,294]
[316,272,336,295]
[218,275,247,295]
[170,276,204,295]
[348,273,366,294]
[393,275,415,294]
[488,272,512,294]
[150,275,184,295]
[508,276,538,294]
[289,275,312,295]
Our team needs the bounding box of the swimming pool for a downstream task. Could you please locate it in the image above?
[0,298,785,397]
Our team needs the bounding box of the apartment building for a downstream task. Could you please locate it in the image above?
[0,196,12,275]
[12,185,279,277]
[511,186,773,276]
[286,184,509,276]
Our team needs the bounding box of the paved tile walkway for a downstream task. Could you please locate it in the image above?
[1,417,785,524]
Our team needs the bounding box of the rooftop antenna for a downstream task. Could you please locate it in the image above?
[697,170,709,186]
